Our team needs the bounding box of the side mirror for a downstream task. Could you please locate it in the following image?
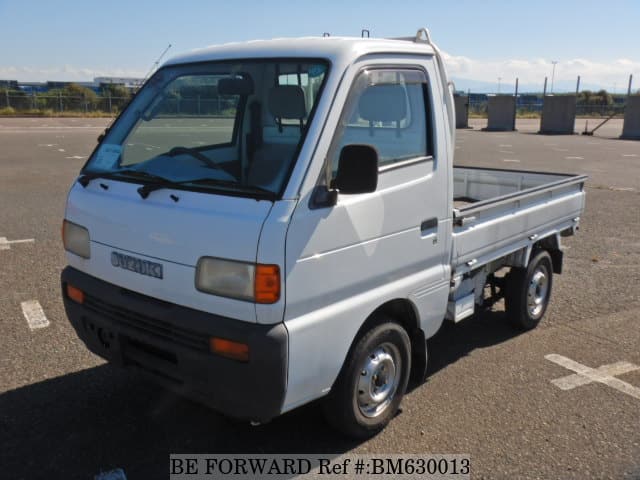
[332,144,378,194]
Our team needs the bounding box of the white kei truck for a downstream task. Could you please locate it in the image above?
[61,29,586,438]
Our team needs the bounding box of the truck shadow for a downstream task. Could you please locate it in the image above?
[0,364,356,479]
[421,308,522,382]
[1,309,520,480]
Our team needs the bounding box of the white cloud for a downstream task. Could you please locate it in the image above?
[0,65,146,82]
[2,55,639,92]
[442,52,640,91]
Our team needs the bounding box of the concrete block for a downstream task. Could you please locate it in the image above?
[621,95,640,140]
[539,96,576,134]
[484,96,516,131]
[454,95,469,129]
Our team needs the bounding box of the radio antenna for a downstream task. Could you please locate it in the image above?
[139,43,172,89]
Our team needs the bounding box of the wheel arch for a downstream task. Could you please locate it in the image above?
[533,234,563,274]
[341,298,428,387]
[513,233,563,274]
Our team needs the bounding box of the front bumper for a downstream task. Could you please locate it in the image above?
[61,266,288,422]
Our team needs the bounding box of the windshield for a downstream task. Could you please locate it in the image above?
[84,59,329,197]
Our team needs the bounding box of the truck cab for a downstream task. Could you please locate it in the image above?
[61,29,585,438]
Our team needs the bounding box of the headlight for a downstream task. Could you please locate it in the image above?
[195,257,280,304]
[62,220,90,259]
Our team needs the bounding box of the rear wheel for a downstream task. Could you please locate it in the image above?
[322,319,411,439]
[505,250,553,330]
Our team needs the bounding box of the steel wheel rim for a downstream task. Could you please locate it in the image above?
[356,342,401,418]
[527,265,549,318]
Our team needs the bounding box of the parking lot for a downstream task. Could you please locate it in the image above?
[1,116,639,479]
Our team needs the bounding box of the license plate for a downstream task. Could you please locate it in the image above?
[111,252,163,279]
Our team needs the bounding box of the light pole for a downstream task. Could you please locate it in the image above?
[497,77,502,94]
[551,61,558,93]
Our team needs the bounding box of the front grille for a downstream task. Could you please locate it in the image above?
[82,293,209,352]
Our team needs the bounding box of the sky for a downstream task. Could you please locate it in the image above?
[1,0,639,92]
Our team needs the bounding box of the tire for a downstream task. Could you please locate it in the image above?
[505,250,553,330]
[322,318,411,439]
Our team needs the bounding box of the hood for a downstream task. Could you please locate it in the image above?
[64,179,274,321]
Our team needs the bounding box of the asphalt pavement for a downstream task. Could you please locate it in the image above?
[1,117,639,479]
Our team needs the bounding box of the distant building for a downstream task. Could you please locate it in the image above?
[16,82,48,93]
[0,77,144,94]
[0,80,19,89]
[94,77,144,89]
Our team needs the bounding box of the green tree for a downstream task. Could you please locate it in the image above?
[579,90,592,104]
[61,83,98,111]
[100,83,132,112]
[595,89,612,106]
[1,87,28,110]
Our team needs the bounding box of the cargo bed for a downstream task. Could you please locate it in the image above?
[451,166,587,273]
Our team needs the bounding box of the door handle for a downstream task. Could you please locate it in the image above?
[420,217,438,233]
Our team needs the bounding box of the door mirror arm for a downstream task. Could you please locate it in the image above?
[309,185,338,209]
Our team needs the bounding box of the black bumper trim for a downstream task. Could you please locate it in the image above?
[61,266,287,422]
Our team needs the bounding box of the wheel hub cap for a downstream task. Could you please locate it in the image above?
[527,268,549,318]
[356,343,401,418]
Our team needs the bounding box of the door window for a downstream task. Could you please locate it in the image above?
[328,68,432,180]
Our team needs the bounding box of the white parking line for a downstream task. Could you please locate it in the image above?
[546,354,640,401]
[565,156,584,160]
[502,159,521,163]
[0,237,35,250]
[622,154,638,157]
[95,469,127,480]
[20,300,50,330]
[65,155,86,160]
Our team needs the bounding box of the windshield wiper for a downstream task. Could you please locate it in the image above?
[78,169,169,188]
[190,178,276,197]
[137,177,276,200]
[163,146,221,170]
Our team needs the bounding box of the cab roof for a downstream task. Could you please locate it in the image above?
[163,36,435,67]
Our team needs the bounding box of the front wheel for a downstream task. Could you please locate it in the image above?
[322,319,411,439]
[505,250,553,330]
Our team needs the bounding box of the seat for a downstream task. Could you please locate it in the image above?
[248,85,306,191]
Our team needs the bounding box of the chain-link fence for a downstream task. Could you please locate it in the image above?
[466,94,628,118]
[1,93,130,114]
[1,93,240,116]
[0,91,632,118]
[575,103,626,117]
[154,97,238,116]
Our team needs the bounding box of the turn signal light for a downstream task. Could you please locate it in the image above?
[210,337,249,362]
[255,264,280,304]
[66,284,84,304]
